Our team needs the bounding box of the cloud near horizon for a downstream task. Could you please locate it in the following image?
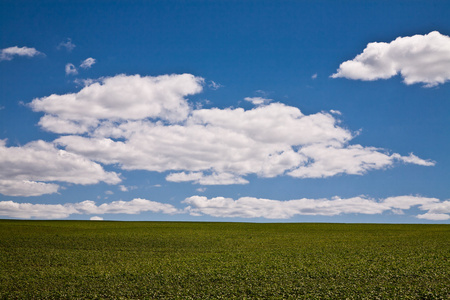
[0,195,448,220]
[184,195,449,220]
[0,198,179,219]
[0,46,44,61]
[332,31,450,87]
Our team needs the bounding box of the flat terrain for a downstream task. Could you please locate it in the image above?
[0,221,449,299]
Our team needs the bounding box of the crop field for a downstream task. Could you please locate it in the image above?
[0,221,449,299]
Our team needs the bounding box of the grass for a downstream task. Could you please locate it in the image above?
[0,220,449,299]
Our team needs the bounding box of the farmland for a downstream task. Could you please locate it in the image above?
[0,220,449,299]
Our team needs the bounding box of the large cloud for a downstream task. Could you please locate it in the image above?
[332,31,450,87]
[30,73,204,133]
[0,46,44,61]
[27,73,434,186]
[0,140,120,196]
[184,195,446,220]
[54,103,433,184]
[0,198,179,219]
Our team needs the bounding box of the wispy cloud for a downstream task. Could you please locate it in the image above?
[80,57,96,69]
[332,31,450,87]
[0,46,44,61]
[57,38,76,52]
[166,172,249,185]
[65,63,78,75]
[208,80,223,90]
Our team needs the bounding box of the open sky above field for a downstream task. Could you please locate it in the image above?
[1,0,450,222]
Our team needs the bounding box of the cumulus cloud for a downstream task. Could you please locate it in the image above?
[0,198,180,219]
[57,38,76,52]
[65,63,78,75]
[184,195,447,220]
[31,73,204,133]
[0,46,44,61]
[416,200,450,220]
[332,31,450,87]
[26,73,434,186]
[55,103,433,183]
[80,57,96,69]
[90,216,103,220]
[0,180,59,197]
[0,139,120,197]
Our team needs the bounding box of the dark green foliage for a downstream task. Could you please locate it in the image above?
[1,221,449,299]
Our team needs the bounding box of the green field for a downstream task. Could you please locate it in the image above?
[0,221,449,299]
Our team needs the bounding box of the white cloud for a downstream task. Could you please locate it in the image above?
[244,96,272,106]
[0,139,120,197]
[183,196,386,219]
[0,198,180,219]
[312,73,318,79]
[0,46,43,61]
[90,216,103,220]
[416,200,450,220]
[73,198,180,215]
[27,73,434,185]
[1,195,447,220]
[332,31,450,87]
[166,172,249,185]
[57,38,76,52]
[416,213,450,220]
[65,63,78,75]
[54,103,432,184]
[330,110,341,115]
[0,201,76,219]
[31,73,204,133]
[0,180,59,197]
[80,57,96,69]
[184,195,447,220]
[382,195,440,209]
[393,153,435,166]
[288,145,434,178]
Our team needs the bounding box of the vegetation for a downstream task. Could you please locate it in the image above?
[0,220,449,299]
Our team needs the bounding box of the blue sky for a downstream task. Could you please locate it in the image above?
[1,0,450,222]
